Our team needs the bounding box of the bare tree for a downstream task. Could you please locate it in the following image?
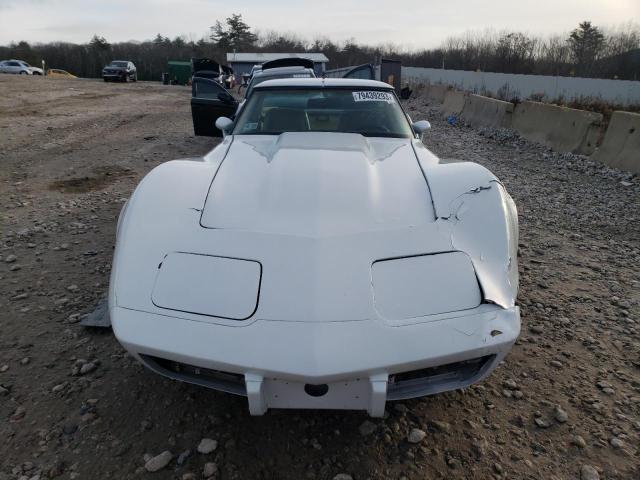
[1,19,638,81]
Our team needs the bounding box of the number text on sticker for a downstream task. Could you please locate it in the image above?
[352,91,394,103]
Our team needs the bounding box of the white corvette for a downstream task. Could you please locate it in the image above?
[110,78,520,416]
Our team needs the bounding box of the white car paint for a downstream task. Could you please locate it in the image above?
[371,252,481,319]
[151,253,261,320]
[110,78,520,416]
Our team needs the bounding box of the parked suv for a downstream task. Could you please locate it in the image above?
[0,59,44,75]
[102,61,137,82]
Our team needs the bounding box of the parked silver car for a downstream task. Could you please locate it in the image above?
[0,59,44,75]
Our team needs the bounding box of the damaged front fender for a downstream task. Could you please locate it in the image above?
[418,159,519,309]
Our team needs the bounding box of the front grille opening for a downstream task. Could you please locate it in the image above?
[140,354,247,396]
[304,383,329,397]
[387,355,495,400]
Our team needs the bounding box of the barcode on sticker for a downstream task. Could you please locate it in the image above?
[352,91,393,103]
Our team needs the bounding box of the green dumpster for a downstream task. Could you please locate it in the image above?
[167,61,191,85]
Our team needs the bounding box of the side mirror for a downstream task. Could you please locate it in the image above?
[215,116,234,134]
[412,120,431,134]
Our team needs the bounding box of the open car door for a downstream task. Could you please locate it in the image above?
[191,77,238,137]
[342,64,375,80]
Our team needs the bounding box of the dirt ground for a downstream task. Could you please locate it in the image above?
[0,75,638,480]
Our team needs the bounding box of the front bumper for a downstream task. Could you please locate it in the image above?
[102,72,126,79]
[112,305,520,416]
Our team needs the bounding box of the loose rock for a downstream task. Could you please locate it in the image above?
[534,417,551,428]
[408,428,426,443]
[10,406,26,422]
[580,465,600,480]
[571,435,587,448]
[554,406,568,423]
[503,379,518,390]
[530,325,544,334]
[144,451,172,472]
[197,438,218,454]
[79,362,96,375]
[203,462,217,478]
[609,437,624,449]
[359,420,377,436]
[429,420,451,432]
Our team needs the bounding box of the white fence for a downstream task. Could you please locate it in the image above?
[402,67,640,106]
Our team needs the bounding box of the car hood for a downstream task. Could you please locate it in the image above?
[200,133,436,237]
[113,134,518,324]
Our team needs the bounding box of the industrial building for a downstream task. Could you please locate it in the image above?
[226,52,329,77]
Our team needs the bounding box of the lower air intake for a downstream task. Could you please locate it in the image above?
[140,354,247,396]
[387,355,495,400]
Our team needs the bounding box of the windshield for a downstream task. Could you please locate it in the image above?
[109,61,128,67]
[233,88,414,138]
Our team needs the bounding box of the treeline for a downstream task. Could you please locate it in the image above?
[407,22,640,79]
[0,15,638,81]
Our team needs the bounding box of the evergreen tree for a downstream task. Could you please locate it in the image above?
[568,21,605,76]
[89,35,111,51]
[210,14,256,51]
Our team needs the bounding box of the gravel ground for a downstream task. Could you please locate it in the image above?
[1,76,639,480]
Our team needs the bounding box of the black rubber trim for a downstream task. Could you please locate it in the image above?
[387,354,496,400]
[140,354,247,396]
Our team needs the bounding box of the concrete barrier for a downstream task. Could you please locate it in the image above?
[592,111,640,174]
[441,90,466,117]
[461,94,514,128]
[512,101,603,155]
[426,84,449,103]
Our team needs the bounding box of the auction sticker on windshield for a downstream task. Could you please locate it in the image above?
[352,91,394,103]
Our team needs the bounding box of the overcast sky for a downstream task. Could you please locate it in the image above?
[0,0,638,48]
